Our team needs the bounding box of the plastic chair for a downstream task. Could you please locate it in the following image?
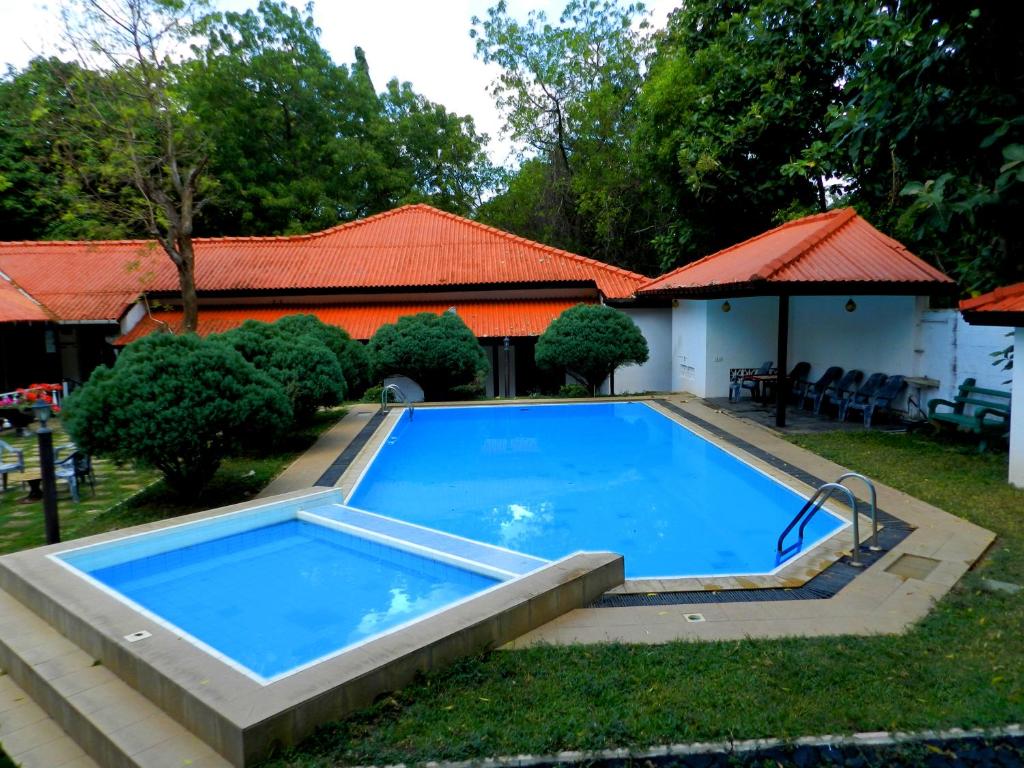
[802,366,843,412]
[818,369,864,416]
[739,361,773,400]
[0,439,25,491]
[786,362,812,403]
[852,375,907,427]
[839,373,888,422]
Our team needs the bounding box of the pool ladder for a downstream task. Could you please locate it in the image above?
[381,383,413,419]
[776,473,879,567]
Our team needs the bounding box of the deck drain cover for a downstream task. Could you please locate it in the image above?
[684,613,705,623]
[885,554,940,581]
[124,630,152,643]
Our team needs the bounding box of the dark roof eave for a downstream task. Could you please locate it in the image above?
[961,310,1024,328]
[638,280,958,299]
[143,280,613,300]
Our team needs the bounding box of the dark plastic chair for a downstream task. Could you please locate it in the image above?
[786,361,812,403]
[851,375,907,427]
[802,366,843,413]
[819,369,864,416]
[740,361,773,400]
[839,373,888,422]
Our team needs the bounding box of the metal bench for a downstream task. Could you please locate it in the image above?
[928,377,1011,452]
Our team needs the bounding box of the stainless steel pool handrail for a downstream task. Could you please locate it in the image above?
[837,472,879,550]
[776,482,862,567]
[381,383,413,418]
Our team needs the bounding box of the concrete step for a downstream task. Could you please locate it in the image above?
[0,587,230,768]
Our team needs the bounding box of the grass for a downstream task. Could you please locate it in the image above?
[263,429,1024,767]
[0,409,344,555]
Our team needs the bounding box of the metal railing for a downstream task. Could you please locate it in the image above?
[380,383,413,419]
[836,472,879,551]
[777,482,862,567]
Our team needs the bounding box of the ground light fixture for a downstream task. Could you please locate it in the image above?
[33,400,61,544]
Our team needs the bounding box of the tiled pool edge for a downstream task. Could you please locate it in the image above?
[506,396,996,647]
[0,491,624,767]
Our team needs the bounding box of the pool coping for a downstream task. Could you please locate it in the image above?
[0,488,624,766]
[506,395,996,646]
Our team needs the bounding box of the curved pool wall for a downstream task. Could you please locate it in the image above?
[347,402,848,578]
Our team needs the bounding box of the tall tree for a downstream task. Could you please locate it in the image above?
[472,0,657,272]
[638,0,846,271]
[824,1,1024,292]
[57,0,212,331]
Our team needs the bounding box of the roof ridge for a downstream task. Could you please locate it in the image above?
[411,205,650,284]
[753,207,857,281]
[638,208,844,290]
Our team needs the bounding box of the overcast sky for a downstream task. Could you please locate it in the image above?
[0,0,678,166]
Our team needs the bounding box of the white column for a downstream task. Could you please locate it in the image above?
[1010,326,1024,488]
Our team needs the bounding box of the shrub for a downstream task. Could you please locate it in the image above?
[535,304,649,394]
[368,312,489,400]
[558,383,592,398]
[62,333,291,498]
[361,384,384,404]
[216,320,345,422]
[274,314,372,398]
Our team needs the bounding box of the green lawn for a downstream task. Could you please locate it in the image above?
[263,429,1024,767]
[0,409,343,555]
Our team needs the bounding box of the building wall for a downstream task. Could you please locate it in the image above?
[615,307,672,394]
[789,294,918,383]
[1010,327,1023,488]
[671,300,709,395]
[916,309,1014,401]
[704,296,779,398]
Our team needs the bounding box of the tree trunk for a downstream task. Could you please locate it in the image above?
[177,236,199,333]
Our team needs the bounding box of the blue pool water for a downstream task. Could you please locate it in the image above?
[348,403,846,578]
[65,519,498,679]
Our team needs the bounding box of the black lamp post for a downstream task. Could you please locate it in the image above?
[33,401,60,544]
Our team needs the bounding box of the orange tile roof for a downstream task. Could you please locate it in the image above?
[0,277,50,322]
[114,299,588,345]
[960,281,1024,324]
[0,205,646,322]
[638,208,954,296]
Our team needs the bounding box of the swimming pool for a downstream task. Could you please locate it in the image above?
[55,503,503,681]
[348,402,847,578]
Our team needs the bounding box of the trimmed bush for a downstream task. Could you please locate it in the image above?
[369,312,489,400]
[216,320,345,422]
[62,333,291,498]
[274,314,372,399]
[535,304,649,394]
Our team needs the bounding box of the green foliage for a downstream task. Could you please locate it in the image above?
[62,333,290,497]
[0,1,494,243]
[639,0,844,270]
[273,314,371,399]
[535,304,648,393]
[557,383,592,398]
[825,3,1024,292]
[368,312,489,401]
[472,0,658,273]
[216,319,344,422]
[360,384,384,404]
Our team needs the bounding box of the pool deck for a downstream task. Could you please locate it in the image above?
[324,396,995,645]
[0,397,996,766]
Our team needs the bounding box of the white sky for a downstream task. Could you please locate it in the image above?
[0,0,678,166]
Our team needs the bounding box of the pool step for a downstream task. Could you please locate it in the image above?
[308,503,550,577]
[0,586,230,768]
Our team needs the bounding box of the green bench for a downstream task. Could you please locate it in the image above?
[928,377,1012,452]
